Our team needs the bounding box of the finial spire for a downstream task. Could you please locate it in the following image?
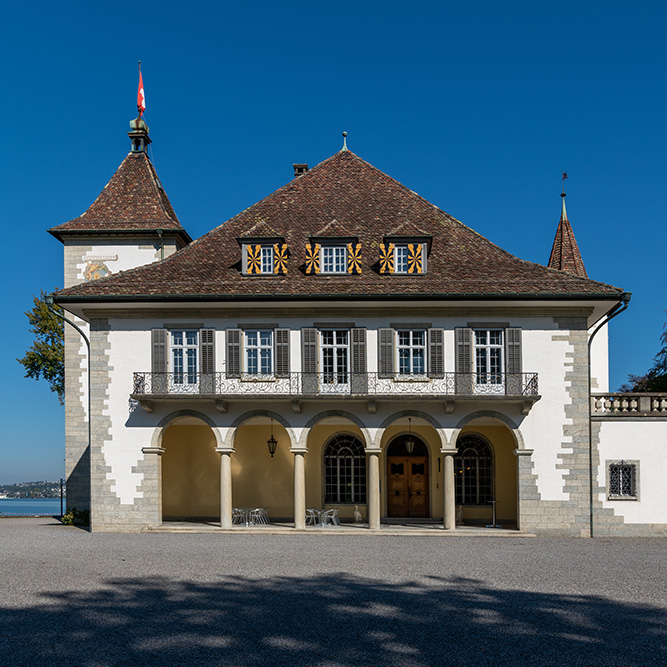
[341,131,348,152]
[548,174,587,278]
[560,171,568,221]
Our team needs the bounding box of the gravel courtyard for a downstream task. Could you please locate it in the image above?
[0,518,665,666]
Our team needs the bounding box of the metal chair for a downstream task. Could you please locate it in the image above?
[305,508,318,525]
[250,508,270,525]
[321,508,340,526]
[232,508,244,525]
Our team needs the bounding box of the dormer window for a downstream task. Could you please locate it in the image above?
[305,241,362,275]
[379,242,428,274]
[322,246,347,273]
[241,242,288,275]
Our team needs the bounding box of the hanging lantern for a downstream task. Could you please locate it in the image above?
[405,417,415,455]
[267,418,278,458]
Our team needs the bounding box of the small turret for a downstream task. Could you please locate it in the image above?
[548,182,588,278]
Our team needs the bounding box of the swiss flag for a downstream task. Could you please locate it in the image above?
[137,71,146,116]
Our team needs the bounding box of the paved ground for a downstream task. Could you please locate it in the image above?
[0,518,665,666]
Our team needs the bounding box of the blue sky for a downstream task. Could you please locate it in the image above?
[1,1,665,484]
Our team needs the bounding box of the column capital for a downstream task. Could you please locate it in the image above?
[142,446,165,456]
[215,447,235,455]
[289,447,308,454]
[513,448,534,456]
[440,448,458,456]
[365,448,382,455]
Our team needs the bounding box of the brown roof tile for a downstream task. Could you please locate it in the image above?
[56,150,621,302]
[548,197,588,278]
[49,152,188,239]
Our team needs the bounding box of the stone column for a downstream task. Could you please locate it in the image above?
[441,448,458,530]
[141,446,165,527]
[366,449,381,530]
[215,447,234,529]
[291,448,307,529]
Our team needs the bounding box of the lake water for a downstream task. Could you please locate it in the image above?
[0,498,63,516]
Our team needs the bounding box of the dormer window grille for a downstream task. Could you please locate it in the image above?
[305,242,362,275]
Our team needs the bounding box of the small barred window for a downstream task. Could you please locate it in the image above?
[608,461,637,498]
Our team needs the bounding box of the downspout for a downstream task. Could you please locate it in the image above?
[46,294,91,525]
[587,291,631,537]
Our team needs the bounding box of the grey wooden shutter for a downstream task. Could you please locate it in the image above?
[200,328,215,393]
[275,328,290,378]
[301,328,318,393]
[455,327,473,394]
[378,328,394,378]
[226,329,241,378]
[505,327,522,394]
[428,328,444,378]
[351,328,367,393]
[151,329,168,394]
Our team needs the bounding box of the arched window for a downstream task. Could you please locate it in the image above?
[454,434,492,505]
[324,435,367,504]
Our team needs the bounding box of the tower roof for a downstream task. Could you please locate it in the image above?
[547,194,588,278]
[48,135,191,244]
[55,149,621,303]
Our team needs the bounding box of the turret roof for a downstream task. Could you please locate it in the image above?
[547,196,588,278]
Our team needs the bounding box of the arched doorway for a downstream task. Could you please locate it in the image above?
[387,435,429,517]
[161,418,220,521]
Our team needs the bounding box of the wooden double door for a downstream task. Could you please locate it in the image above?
[387,456,429,517]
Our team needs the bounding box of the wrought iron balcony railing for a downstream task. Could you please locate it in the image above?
[132,371,539,398]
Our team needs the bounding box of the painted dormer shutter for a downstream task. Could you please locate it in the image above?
[245,244,262,274]
[379,243,395,274]
[273,244,288,275]
[347,243,362,274]
[305,244,320,274]
[455,327,473,394]
[407,243,423,274]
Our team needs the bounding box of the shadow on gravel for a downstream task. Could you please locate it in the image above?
[0,573,664,666]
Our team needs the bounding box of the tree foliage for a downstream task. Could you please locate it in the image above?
[619,316,667,392]
[17,289,65,404]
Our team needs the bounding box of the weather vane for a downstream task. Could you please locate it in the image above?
[561,171,568,196]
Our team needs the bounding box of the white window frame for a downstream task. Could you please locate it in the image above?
[319,329,350,392]
[170,329,199,385]
[394,245,409,274]
[260,246,274,274]
[321,246,347,274]
[396,329,427,377]
[244,329,274,377]
[473,329,504,389]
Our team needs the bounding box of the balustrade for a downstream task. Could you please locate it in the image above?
[591,393,667,416]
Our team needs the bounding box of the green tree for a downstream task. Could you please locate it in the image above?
[619,315,667,392]
[17,289,65,404]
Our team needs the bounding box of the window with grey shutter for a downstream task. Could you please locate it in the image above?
[455,327,473,394]
[226,329,241,379]
[200,328,215,393]
[505,327,522,394]
[301,328,318,393]
[275,328,290,378]
[151,329,168,393]
[378,328,394,378]
[351,328,367,393]
[428,328,444,378]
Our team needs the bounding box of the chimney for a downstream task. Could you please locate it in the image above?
[293,163,309,178]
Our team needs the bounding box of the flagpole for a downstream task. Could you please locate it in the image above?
[137,60,143,118]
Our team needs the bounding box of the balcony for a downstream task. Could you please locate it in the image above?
[131,371,540,414]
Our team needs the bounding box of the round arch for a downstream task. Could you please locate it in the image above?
[152,409,223,449]
[378,410,446,449]
[224,410,297,449]
[300,410,370,450]
[451,410,525,451]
